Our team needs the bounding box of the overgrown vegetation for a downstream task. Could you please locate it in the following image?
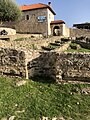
[0,77,90,120]
[66,48,90,53]
[14,38,25,41]
[66,43,90,53]
[41,42,61,51]
[42,44,58,51]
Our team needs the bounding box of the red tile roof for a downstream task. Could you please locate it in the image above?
[20,3,56,15]
[50,20,65,25]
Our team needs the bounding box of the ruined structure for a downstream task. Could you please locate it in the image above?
[0,45,90,83]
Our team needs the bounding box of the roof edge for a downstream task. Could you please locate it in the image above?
[20,3,56,15]
[50,20,65,25]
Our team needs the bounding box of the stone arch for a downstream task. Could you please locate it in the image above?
[53,26,61,36]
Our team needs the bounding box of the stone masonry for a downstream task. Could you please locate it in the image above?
[15,8,48,36]
[0,48,27,78]
[70,28,90,38]
[0,45,90,82]
[28,52,90,82]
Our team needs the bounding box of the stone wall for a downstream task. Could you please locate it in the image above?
[70,28,90,38]
[0,27,16,35]
[75,40,90,49]
[0,48,27,78]
[56,53,90,82]
[15,8,48,37]
[28,52,90,82]
[0,46,90,82]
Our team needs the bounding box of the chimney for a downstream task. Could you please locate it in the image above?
[48,2,51,7]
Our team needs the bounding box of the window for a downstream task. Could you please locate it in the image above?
[26,15,29,20]
[38,16,46,22]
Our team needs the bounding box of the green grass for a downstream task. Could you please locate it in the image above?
[14,38,25,41]
[66,43,90,53]
[42,43,60,51]
[0,77,90,120]
[66,48,90,53]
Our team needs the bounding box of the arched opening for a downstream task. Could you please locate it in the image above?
[53,26,61,36]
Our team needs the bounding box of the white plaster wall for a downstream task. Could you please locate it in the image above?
[62,24,70,37]
[0,27,16,35]
[47,9,54,36]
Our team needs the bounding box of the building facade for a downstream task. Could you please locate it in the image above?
[50,20,69,37]
[0,2,70,37]
[15,3,55,37]
[15,2,69,37]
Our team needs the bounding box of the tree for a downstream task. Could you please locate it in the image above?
[0,0,21,23]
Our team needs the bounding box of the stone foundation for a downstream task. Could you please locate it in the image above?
[0,47,90,82]
[28,52,90,82]
[0,48,27,78]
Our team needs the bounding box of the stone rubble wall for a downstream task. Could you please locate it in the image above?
[0,33,43,41]
[27,42,70,79]
[56,52,90,82]
[28,52,57,79]
[0,48,27,78]
[0,36,61,50]
[0,46,90,82]
[70,28,90,38]
[75,40,90,49]
[28,51,90,82]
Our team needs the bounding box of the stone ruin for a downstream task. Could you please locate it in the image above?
[0,47,90,83]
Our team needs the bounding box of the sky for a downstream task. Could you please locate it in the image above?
[16,0,90,27]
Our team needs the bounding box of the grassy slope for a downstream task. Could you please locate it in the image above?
[66,48,90,53]
[0,77,90,120]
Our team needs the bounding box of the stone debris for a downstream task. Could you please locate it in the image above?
[16,80,27,86]
[1,117,7,120]
[15,109,25,113]
[81,87,90,94]
[15,104,18,107]
[41,116,48,120]
[40,116,65,120]
[8,116,15,120]
[52,117,57,120]
[76,102,80,105]
[56,117,65,120]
